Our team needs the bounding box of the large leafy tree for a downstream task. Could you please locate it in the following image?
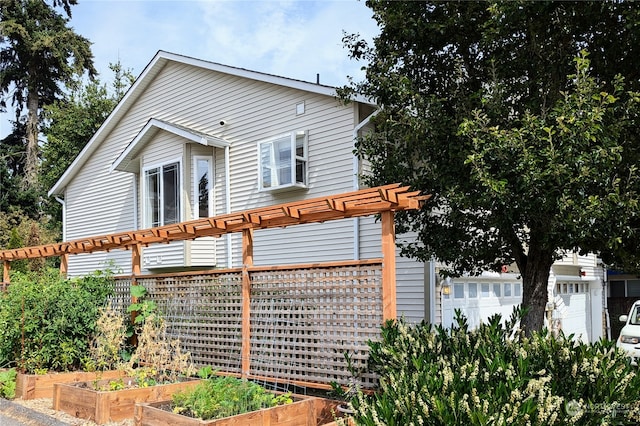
[0,0,96,190]
[40,61,134,232]
[343,1,640,331]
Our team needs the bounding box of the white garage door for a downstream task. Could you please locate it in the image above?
[556,282,590,342]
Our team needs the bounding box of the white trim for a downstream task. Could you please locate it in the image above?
[257,130,308,192]
[141,158,182,228]
[110,118,229,174]
[225,146,232,268]
[192,155,214,220]
[49,50,373,197]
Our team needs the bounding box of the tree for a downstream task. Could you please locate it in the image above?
[0,0,96,190]
[40,61,134,232]
[342,1,640,332]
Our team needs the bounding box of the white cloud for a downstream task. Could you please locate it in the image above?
[1,0,378,138]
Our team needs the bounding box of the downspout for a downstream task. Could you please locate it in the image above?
[225,145,232,268]
[352,109,380,260]
[55,196,66,242]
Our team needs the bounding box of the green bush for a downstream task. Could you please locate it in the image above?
[0,268,114,373]
[352,309,640,425]
[0,368,17,399]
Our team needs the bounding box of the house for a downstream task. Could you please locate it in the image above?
[48,50,605,340]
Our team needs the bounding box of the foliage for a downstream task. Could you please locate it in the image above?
[351,311,640,425]
[125,313,194,385]
[171,376,292,420]
[0,0,96,189]
[0,368,17,399]
[341,1,640,331]
[85,305,127,372]
[0,268,114,373]
[40,61,134,230]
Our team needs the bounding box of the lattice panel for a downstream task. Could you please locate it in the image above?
[136,272,244,373]
[249,263,382,388]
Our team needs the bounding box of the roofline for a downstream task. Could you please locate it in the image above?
[110,118,231,173]
[48,50,374,196]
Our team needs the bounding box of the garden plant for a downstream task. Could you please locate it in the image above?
[0,268,114,373]
[351,308,640,425]
[170,375,293,420]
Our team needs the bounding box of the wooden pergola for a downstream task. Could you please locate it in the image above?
[0,183,428,375]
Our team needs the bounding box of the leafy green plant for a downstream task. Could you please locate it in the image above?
[0,368,17,399]
[0,268,114,373]
[351,309,640,425]
[171,376,292,420]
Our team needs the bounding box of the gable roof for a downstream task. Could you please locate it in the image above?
[48,50,374,196]
[110,118,231,173]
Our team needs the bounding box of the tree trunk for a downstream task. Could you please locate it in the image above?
[519,248,555,334]
[23,87,40,190]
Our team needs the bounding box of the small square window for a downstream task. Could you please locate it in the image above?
[481,283,490,298]
[258,131,308,191]
[468,283,478,298]
[296,102,305,115]
[493,283,501,298]
[454,283,465,299]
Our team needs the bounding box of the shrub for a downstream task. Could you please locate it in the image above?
[171,376,292,420]
[0,368,17,399]
[0,268,114,373]
[352,309,640,425]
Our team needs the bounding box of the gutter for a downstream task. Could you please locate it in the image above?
[55,196,66,242]
[352,109,380,260]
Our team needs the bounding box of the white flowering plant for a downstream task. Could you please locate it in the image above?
[350,308,640,425]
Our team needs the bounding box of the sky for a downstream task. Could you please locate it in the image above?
[0,0,380,138]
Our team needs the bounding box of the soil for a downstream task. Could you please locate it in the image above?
[11,397,133,426]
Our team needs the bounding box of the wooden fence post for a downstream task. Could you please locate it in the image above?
[3,260,10,286]
[59,254,68,278]
[241,229,254,378]
[381,210,397,321]
[130,243,142,346]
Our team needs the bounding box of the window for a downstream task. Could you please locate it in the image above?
[504,283,512,297]
[481,283,490,298]
[194,156,212,219]
[493,283,501,298]
[453,283,465,299]
[468,283,478,298]
[144,162,180,227]
[258,131,308,190]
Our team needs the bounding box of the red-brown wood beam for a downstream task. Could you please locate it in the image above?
[381,210,397,321]
[241,228,254,378]
[59,254,68,278]
[3,260,10,285]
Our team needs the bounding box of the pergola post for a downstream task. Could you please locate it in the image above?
[130,243,142,345]
[3,260,10,285]
[59,254,68,278]
[241,228,253,378]
[381,210,397,321]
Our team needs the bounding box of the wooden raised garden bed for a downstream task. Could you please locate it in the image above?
[16,370,127,400]
[53,377,202,424]
[134,395,345,426]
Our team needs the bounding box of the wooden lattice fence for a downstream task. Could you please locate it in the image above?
[112,259,382,389]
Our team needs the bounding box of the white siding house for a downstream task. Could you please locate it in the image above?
[48,50,604,336]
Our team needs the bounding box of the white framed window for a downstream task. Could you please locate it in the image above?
[258,130,308,191]
[468,283,478,298]
[143,161,181,228]
[193,156,213,219]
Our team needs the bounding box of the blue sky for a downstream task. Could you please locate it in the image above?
[0,0,379,138]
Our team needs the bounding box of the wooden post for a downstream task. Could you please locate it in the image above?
[130,243,142,346]
[241,229,254,378]
[3,260,10,285]
[59,254,68,278]
[381,210,397,321]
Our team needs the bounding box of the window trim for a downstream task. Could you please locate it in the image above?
[193,155,213,219]
[257,130,308,192]
[142,158,182,228]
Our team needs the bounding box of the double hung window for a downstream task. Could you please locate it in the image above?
[258,131,307,191]
[144,162,180,227]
